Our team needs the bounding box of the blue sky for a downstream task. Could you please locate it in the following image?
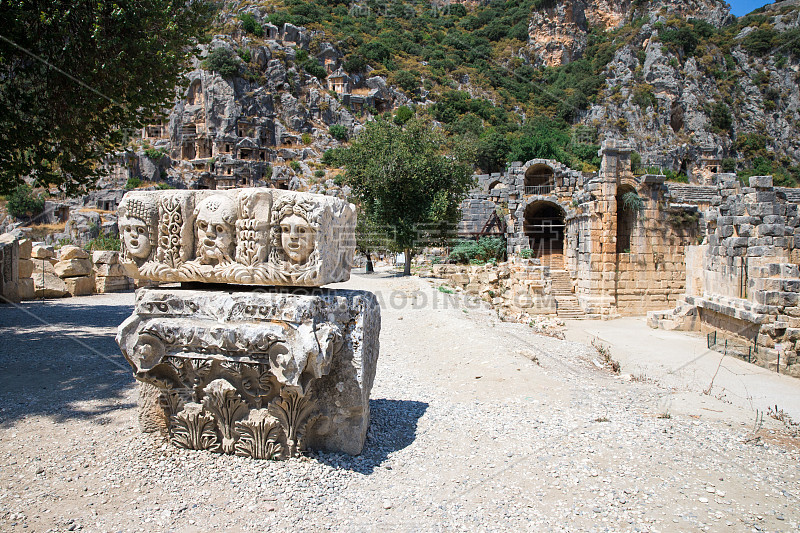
[728,0,773,16]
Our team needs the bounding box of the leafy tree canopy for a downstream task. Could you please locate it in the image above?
[338,118,475,275]
[0,0,215,196]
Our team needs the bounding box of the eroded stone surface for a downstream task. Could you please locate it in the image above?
[118,189,356,287]
[116,287,380,457]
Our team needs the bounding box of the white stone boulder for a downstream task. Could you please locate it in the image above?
[54,258,93,278]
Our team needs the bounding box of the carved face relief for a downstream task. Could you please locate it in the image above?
[280,213,315,264]
[120,216,151,259]
[195,196,237,265]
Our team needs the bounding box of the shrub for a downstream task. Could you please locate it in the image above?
[302,58,328,80]
[237,48,251,63]
[125,177,142,190]
[392,70,419,94]
[743,27,778,56]
[448,237,506,264]
[156,182,175,190]
[314,169,325,178]
[630,151,642,172]
[620,190,644,211]
[201,47,241,78]
[664,169,689,183]
[343,54,366,73]
[85,235,121,251]
[709,102,732,132]
[143,147,166,160]
[239,13,264,37]
[322,147,346,166]
[301,133,312,145]
[722,158,737,173]
[6,184,45,220]
[632,84,656,110]
[519,248,533,259]
[329,124,348,141]
[290,161,302,172]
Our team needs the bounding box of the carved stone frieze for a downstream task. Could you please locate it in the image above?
[116,287,380,458]
[118,189,356,287]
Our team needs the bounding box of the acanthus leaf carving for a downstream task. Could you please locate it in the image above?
[234,409,285,460]
[268,388,317,457]
[171,403,220,452]
[201,379,248,454]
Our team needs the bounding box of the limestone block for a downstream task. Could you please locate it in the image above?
[95,276,133,293]
[749,175,773,189]
[0,237,19,303]
[118,188,356,287]
[17,277,35,300]
[94,263,126,277]
[65,274,95,296]
[92,250,121,265]
[116,287,380,458]
[54,258,93,278]
[31,245,54,259]
[59,245,89,261]
[18,259,33,279]
[18,239,32,260]
[32,270,69,298]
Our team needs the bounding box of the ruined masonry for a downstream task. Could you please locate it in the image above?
[115,188,379,459]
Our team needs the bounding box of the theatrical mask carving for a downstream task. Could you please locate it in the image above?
[118,189,356,286]
[118,196,158,265]
[194,195,237,265]
[280,214,315,264]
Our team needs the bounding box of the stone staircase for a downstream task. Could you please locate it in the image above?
[549,269,585,319]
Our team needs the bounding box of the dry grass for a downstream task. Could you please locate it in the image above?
[26,222,66,241]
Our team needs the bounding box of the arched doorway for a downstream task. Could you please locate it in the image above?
[524,201,565,268]
[524,164,554,195]
[616,185,638,254]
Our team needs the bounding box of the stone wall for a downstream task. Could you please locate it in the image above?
[22,240,134,299]
[432,260,556,319]
[0,235,19,303]
[650,175,800,377]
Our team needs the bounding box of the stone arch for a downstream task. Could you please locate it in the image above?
[523,200,566,267]
[487,179,503,192]
[524,163,556,194]
[616,184,637,254]
[187,79,203,106]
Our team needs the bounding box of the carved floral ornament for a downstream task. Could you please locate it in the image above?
[118,189,356,286]
[118,308,343,459]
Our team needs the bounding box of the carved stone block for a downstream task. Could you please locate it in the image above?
[118,189,356,287]
[116,287,380,457]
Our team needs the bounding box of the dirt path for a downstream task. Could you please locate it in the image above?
[1,272,799,532]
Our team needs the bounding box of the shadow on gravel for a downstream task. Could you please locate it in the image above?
[313,398,428,474]
[0,299,136,427]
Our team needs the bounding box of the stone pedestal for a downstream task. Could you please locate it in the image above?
[117,287,380,458]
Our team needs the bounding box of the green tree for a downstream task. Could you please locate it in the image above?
[6,184,45,220]
[507,117,572,166]
[393,105,414,125]
[238,13,264,37]
[339,118,475,275]
[203,47,242,78]
[709,102,733,132]
[329,124,348,141]
[0,0,214,195]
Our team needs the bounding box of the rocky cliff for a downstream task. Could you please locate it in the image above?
[115,0,800,190]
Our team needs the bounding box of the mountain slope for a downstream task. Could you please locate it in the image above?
[128,0,800,189]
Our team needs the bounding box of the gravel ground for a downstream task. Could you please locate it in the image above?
[1,271,799,532]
